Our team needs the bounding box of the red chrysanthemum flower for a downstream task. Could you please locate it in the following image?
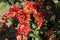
[34,14,43,25]
[16,23,30,40]
[33,10,44,29]
[8,5,20,18]
[22,1,38,14]
[17,10,30,23]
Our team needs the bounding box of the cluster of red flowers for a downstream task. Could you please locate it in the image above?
[1,0,45,40]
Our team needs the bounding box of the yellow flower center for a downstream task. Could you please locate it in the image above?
[26,9,29,12]
[35,16,40,22]
[21,24,25,28]
[14,12,16,15]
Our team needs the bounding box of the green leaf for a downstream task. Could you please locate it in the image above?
[52,0,58,4]
[6,17,13,27]
[32,38,34,40]
[29,33,34,37]
[40,31,43,34]
[34,30,39,35]
[32,23,37,29]
[35,38,40,40]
